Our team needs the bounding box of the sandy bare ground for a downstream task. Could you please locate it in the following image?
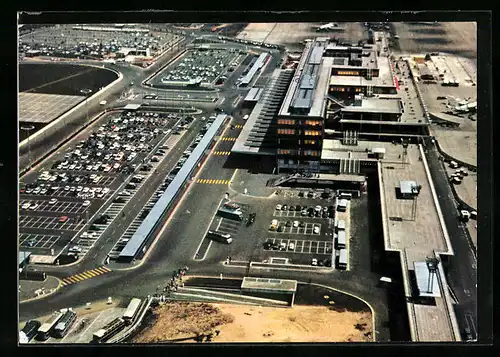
[134,302,372,343]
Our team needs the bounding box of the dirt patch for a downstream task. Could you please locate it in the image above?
[134,302,372,343]
[133,302,234,343]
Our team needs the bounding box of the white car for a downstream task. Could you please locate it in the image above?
[76,186,83,192]
[311,258,318,266]
[49,198,58,204]
[21,202,31,210]
[119,190,131,196]
[68,246,82,253]
[276,204,282,210]
[102,188,110,194]
[29,203,39,210]
[81,232,89,238]
[82,200,91,207]
[64,186,70,191]
[97,192,105,198]
[314,205,322,212]
[293,220,299,228]
[313,226,320,234]
[82,187,89,192]
[288,242,295,251]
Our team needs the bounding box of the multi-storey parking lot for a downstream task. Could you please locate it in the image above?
[19,110,191,259]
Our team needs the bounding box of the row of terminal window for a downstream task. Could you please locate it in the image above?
[330,87,363,92]
[277,129,321,136]
[277,119,322,126]
[278,149,320,157]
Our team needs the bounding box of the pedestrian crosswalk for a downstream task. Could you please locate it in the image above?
[213,151,231,156]
[219,137,237,142]
[61,266,112,286]
[196,179,231,185]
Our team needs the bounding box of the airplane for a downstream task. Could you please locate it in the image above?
[454,101,477,114]
[314,23,343,32]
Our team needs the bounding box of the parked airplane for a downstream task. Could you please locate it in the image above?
[314,23,343,32]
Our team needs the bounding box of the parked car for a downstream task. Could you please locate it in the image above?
[49,198,58,204]
[59,216,69,223]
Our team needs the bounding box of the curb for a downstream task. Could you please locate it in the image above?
[302,282,377,342]
[165,275,377,342]
[20,276,63,304]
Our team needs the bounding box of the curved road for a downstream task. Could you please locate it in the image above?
[19,33,390,340]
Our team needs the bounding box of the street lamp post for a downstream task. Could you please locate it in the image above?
[21,125,35,168]
[80,88,92,127]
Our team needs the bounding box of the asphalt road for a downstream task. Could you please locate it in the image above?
[423,143,477,339]
[20,111,391,341]
[16,38,394,341]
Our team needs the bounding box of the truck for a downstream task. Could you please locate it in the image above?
[459,210,470,222]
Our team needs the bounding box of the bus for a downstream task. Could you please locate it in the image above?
[217,206,243,221]
[53,308,77,338]
[20,320,41,342]
[336,249,348,270]
[92,317,126,344]
[36,311,64,341]
[206,230,233,244]
[335,231,346,249]
[123,298,142,325]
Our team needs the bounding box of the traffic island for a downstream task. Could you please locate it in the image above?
[19,276,62,303]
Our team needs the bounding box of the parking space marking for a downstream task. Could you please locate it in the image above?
[273,209,328,219]
[213,151,231,156]
[264,238,332,255]
[270,221,321,235]
[19,233,61,249]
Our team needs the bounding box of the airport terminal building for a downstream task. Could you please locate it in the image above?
[232,33,430,174]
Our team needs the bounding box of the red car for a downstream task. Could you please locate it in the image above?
[59,216,69,223]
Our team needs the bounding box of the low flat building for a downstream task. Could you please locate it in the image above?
[378,143,460,341]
